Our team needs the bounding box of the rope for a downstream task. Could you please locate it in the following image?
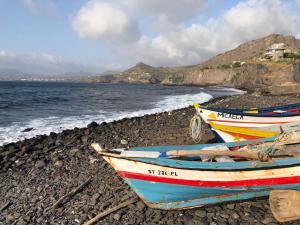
[190,114,203,143]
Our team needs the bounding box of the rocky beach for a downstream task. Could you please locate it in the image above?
[1,93,300,225]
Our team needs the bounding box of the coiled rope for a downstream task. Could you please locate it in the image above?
[190,114,203,143]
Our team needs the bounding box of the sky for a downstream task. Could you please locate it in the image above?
[0,0,300,75]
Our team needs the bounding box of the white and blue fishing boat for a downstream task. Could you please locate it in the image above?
[192,103,300,143]
[205,102,300,116]
[91,138,300,210]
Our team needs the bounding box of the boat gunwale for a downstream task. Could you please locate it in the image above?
[201,107,300,118]
[100,152,300,171]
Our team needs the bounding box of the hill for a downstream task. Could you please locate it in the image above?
[198,34,300,68]
[85,34,300,94]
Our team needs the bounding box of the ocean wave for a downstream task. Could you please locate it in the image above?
[0,91,213,145]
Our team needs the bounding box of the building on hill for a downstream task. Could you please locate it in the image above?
[264,43,286,60]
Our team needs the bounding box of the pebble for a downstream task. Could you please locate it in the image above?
[232,212,240,219]
[113,213,121,220]
[35,159,46,168]
[194,209,207,218]
[120,139,128,145]
[262,217,274,224]
[226,203,235,210]
[91,193,100,205]
[54,160,64,167]
[2,94,300,225]
[136,201,146,210]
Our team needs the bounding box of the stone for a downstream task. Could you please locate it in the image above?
[261,218,274,224]
[89,156,98,164]
[16,218,27,225]
[113,213,121,220]
[194,209,207,218]
[136,201,146,210]
[81,136,88,145]
[69,148,79,155]
[54,160,64,167]
[36,217,44,223]
[87,121,98,129]
[22,128,33,132]
[232,212,240,219]
[91,193,100,205]
[226,204,235,210]
[35,160,46,168]
[220,213,229,219]
[120,139,128,145]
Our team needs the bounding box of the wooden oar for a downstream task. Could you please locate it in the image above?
[92,143,266,161]
[166,149,264,160]
[269,190,300,222]
[91,143,300,161]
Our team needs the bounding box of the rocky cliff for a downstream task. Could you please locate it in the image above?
[87,34,300,93]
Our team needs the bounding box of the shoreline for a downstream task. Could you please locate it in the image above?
[0,84,239,146]
[2,93,300,224]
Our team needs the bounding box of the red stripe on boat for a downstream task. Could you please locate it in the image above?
[207,119,290,124]
[118,171,300,187]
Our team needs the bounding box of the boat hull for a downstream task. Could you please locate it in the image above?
[207,102,300,116]
[198,108,300,142]
[103,155,300,210]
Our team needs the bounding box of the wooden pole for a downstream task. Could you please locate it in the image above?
[83,197,139,225]
[52,178,92,209]
[167,150,264,160]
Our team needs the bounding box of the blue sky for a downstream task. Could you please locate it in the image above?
[0,0,300,75]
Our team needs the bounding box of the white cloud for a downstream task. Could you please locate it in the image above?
[71,1,140,43]
[224,0,299,44]
[72,0,300,67]
[125,23,220,66]
[0,50,101,75]
[125,0,300,66]
[123,0,205,24]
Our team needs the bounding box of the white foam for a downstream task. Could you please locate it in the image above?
[0,91,214,146]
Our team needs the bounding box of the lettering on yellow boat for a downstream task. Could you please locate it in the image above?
[208,113,216,119]
[217,112,244,120]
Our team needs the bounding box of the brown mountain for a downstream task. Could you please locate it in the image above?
[198,34,300,68]
[86,34,300,94]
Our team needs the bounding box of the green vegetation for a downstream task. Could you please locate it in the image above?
[232,61,242,68]
[217,64,231,69]
[284,52,300,60]
[164,74,184,84]
[217,61,243,69]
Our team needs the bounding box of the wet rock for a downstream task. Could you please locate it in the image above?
[87,121,98,129]
[22,128,34,132]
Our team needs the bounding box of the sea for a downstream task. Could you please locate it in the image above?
[0,81,245,146]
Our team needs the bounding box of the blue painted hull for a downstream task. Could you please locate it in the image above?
[125,179,300,209]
